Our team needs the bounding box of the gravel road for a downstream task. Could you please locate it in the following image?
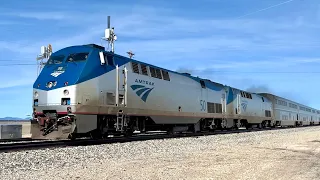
[0,126,320,180]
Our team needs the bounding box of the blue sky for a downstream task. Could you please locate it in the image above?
[0,0,320,118]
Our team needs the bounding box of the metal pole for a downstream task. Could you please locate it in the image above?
[124,66,128,107]
[116,65,119,106]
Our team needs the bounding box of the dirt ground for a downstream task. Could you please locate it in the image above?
[1,124,319,180]
[98,127,320,180]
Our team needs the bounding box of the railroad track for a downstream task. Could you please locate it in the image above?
[0,138,34,143]
[0,125,317,153]
[0,138,47,143]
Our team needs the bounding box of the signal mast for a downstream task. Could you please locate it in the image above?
[36,44,52,76]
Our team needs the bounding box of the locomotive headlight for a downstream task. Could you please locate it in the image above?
[63,89,69,96]
[34,91,38,98]
[47,82,53,88]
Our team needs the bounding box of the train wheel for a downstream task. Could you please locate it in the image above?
[233,119,240,130]
[90,129,103,139]
[68,133,76,140]
[166,126,174,135]
[124,128,134,137]
[261,121,267,129]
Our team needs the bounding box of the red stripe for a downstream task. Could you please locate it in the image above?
[36,112,68,115]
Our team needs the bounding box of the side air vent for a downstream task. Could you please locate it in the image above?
[265,110,271,117]
[207,102,215,113]
[149,67,157,78]
[131,62,139,74]
[140,64,148,76]
[162,70,170,81]
[155,69,162,79]
[207,102,222,113]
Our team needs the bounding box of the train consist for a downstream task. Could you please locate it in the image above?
[31,18,320,140]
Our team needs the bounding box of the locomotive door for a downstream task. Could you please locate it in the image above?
[236,93,241,115]
[221,93,226,115]
[116,65,128,107]
[199,80,207,113]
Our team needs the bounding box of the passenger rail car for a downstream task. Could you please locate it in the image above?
[31,44,320,140]
[259,93,320,127]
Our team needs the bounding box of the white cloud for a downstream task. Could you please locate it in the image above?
[1,3,320,92]
[0,11,73,20]
[193,57,320,71]
[2,3,320,55]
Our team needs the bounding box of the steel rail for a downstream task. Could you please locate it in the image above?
[0,125,318,153]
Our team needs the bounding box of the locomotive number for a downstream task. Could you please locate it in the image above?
[200,100,206,111]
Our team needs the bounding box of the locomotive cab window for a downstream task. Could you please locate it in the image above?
[67,52,89,62]
[101,52,115,66]
[106,54,114,66]
[47,55,65,65]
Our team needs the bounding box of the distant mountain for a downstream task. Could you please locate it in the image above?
[0,117,30,120]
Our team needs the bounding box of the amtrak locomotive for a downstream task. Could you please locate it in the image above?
[31,17,320,140]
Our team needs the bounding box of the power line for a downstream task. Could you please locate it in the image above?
[0,64,37,66]
[235,0,297,19]
[0,60,18,62]
[0,62,318,74]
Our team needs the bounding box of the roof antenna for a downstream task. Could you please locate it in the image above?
[36,44,52,76]
[102,16,117,53]
[127,50,135,59]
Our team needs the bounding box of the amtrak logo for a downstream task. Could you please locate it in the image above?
[241,101,248,112]
[51,67,65,77]
[130,84,154,102]
[51,72,63,77]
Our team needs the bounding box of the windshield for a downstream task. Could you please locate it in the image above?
[67,53,89,62]
[47,55,65,64]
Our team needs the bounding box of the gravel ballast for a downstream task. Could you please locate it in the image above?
[1,126,320,180]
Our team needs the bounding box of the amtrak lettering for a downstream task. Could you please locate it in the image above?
[135,79,154,86]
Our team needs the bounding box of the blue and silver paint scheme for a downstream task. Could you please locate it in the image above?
[32,44,229,135]
[224,87,273,125]
[32,43,320,138]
